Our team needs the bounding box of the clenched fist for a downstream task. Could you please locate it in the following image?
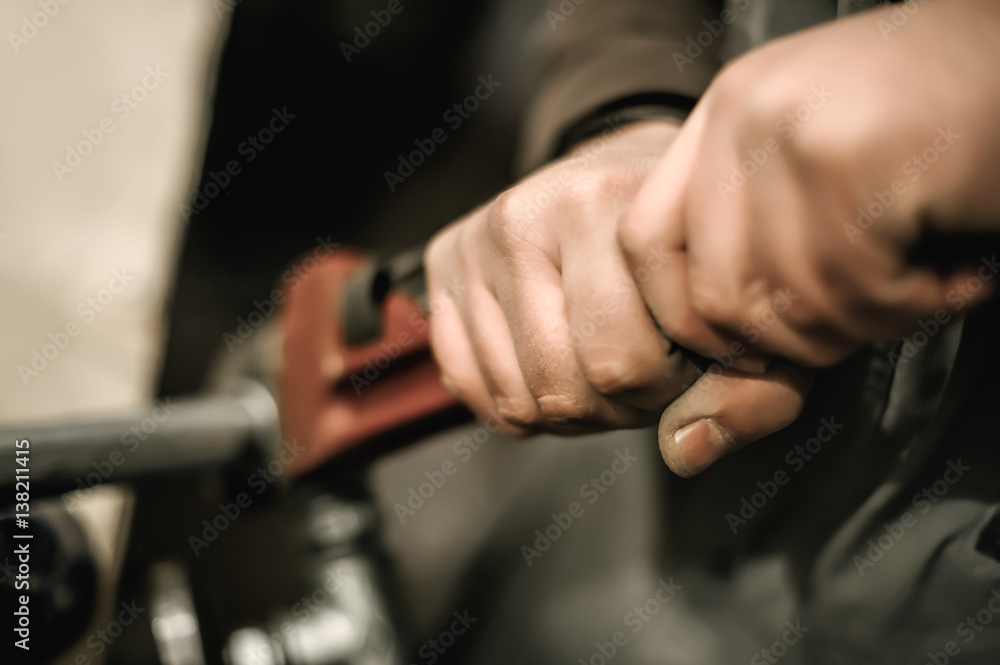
[424,0,1000,477]
[425,120,701,436]
[620,0,1000,474]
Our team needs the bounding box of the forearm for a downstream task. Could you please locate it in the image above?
[518,0,723,173]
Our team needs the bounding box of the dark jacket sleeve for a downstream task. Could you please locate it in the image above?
[518,0,725,173]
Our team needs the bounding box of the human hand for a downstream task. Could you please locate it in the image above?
[425,120,703,436]
[619,0,1000,475]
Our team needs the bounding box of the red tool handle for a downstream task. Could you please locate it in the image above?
[281,248,466,477]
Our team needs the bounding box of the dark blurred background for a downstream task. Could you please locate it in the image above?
[159,0,531,397]
[139,1,542,661]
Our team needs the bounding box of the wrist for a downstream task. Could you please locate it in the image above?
[570,118,682,158]
[556,96,695,157]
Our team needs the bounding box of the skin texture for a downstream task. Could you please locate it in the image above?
[426,121,702,436]
[426,0,1000,476]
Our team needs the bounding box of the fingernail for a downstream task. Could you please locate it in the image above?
[673,418,734,476]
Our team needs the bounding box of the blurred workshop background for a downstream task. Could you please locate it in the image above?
[0,1,627,663]
[0,1,837,664]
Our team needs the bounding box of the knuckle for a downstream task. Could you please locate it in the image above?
[535,393,595,426]
[710,50,788,129]
[785,118,851,182]
[560,169,634,217]
[580,354,656,396]
[719,65,845,183]
[753,87,851,183]
[688,281,742,330]
[494,395,542,428]
[616,198,668,266]
[491,188,526,227]
[488,189,538,255]
[425,225,457,278]
[743,78,796,135]
[616,209,650,261]
[713,59,759,113]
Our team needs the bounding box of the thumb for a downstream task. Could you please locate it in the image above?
[658,360,813,477]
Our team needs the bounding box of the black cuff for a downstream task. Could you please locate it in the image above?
[555,93,697,157]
